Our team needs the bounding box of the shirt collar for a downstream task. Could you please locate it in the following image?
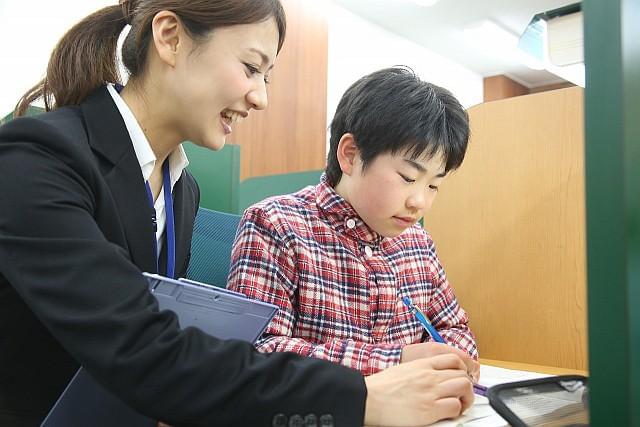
[315,173,383,245]
[106,83,189,189]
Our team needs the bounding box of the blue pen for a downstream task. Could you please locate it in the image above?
[402,296,487,396]
[402,296,445,343]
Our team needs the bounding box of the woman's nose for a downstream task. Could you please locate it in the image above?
[247,80,268,110]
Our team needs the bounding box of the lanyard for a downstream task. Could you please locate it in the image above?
[144,160,176,278]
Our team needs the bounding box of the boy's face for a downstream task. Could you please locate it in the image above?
[335,140,447,238]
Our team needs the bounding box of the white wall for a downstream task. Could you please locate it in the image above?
[0,0,112,115]
[0,1,484,119]
[327,2,484,130]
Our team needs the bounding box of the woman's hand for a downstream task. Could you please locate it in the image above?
[401,342,480,382]
[364,354,474,426]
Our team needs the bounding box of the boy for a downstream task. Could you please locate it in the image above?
[227,67,478,377]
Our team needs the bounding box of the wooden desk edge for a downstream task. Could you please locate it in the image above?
[479,358,589,377]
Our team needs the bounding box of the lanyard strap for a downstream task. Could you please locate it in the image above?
[144,160,176,278]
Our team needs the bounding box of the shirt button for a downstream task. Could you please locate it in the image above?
[364,245,373,257]
[346,218,356,229]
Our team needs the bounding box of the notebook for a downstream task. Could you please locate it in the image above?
[431,364,550,427]
[41,273,278,427]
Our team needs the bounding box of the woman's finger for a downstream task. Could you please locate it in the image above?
[435,376,475,413]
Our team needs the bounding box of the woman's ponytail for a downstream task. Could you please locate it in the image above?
[15,5,128,116]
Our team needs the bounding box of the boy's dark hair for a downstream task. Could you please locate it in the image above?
[326,66,470,186]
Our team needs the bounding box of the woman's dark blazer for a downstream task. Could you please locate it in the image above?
[0,87,365,426]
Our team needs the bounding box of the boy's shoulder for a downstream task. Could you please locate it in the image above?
[244,184,320,229]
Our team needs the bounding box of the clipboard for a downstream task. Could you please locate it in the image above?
[41,273,278,427]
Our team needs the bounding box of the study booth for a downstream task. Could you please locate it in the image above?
[14,47,634,427]
[3,0,637,424]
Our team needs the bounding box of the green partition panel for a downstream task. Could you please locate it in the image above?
[584,0,640,425]
[1,106,45,124]
[183,143,240,214]
[238,169,323,213]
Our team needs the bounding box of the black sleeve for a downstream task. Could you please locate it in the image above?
[0,120,366,426]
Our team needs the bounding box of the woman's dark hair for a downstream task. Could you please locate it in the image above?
[326,66,470,187]
[15,0,286,116]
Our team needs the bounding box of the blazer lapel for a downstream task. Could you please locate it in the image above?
[172,175,197,277]
[80,87,158,274]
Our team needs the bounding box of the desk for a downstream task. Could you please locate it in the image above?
[479,358,588,377]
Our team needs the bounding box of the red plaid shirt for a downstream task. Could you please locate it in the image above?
[228,174,478,375]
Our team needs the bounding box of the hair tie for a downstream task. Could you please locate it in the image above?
[119,0,133,25]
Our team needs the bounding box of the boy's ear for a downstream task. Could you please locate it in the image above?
[336,133,359,176]
[151,11,183,67]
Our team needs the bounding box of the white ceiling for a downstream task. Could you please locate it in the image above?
[332,0,579,88]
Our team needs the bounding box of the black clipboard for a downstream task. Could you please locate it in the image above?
[41,274,278,427]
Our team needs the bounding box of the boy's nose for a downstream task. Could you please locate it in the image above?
[407,190,435,212]
[407,192,426,211]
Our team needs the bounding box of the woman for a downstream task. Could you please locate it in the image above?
[0,1,474,426]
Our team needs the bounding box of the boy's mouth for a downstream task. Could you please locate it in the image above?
[393,216,417,226]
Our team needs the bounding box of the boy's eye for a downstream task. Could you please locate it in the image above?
[399,173,415,183]
[245,63,259,75]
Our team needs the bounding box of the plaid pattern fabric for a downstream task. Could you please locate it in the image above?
[228,174,478,375]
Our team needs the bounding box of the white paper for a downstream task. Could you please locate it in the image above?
[429,364,550,427]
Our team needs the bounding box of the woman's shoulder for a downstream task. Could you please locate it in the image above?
[0,106,88,152]
[0,106,104,188]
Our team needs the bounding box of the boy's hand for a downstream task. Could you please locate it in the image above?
[364,354,474,426]
[401,342,480,382]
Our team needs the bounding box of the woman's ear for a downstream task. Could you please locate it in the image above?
[151,11,183,67]
[336,133,359,176]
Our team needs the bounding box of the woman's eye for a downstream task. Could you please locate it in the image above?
[429,185,439,192]
[245,64,270,84]
[400,173,415,183]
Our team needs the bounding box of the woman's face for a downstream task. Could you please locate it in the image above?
[167,17,279,151]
